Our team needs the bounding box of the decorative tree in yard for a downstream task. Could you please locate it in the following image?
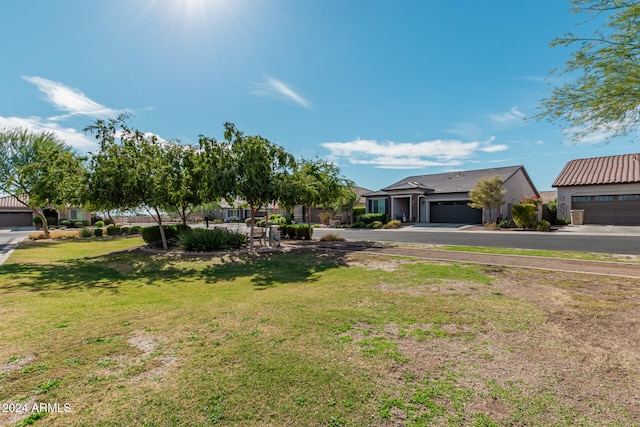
[0,128,86,238]
[535,0,640,141]
[468,175,506,224]
[85,114,191,250]
[331,187,359,225]
[282,157,352,228]
[221,122,294,252]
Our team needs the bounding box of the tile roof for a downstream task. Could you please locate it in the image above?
[552,153,640,187]
[380,165,526,194]
[0,195,30,209]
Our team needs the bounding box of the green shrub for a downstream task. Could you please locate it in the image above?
[94,220,105,228]
[498,219,511,228]
[178,228,247,252]
[371,221,383,229]
[129,225,142,234]
[94,228,104,237]
[142,224,192,247]
[74,221,85,228]
[353,206,365,222]
[511,204,536,229]
[33,216,42,225]
[120,226,130,235]
[554,218,570,226]
[535,220,551,232]
[45,216,57,226]
[79,228,93,238]
[106,226,122,236]
[82,220,90,226]
[59,218,70,227]
[359,213,387,225]
[280,224,313,240]
[351,221,365,228]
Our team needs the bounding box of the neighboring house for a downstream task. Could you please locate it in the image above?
[363,166,539,224]
[0,195,33,227]
[293,186,371,224]
[0,195,91,227]
[553,153,640,225]
[211,199,284,222]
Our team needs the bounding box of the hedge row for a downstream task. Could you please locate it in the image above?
[141,224,191,247]
[280,224,313,240]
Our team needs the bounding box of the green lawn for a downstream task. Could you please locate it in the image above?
[0,238,637,426]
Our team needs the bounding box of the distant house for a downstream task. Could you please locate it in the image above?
[0,195,33,227]
[363,166,539,224]
[0,195,91,228]
[293,186,371,224]
[553,153,640,225]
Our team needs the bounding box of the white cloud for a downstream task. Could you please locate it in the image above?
[22,76,124,120]
[321,137,508,169]
[489,106,525,126]
[251,76,311,109]
[0,116,98,152]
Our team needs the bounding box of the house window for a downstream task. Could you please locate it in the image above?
[70,209,84,221]
[594,195,615,202]
[572,196,592,203]
[226,209,241,219]
[619,194,640,201]
[368,199,387,214]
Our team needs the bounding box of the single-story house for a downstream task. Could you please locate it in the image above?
[363,165,539,224]
[293,186,371,224]
[0,195,33,227]
[553,153,640,225]
[0,195,91,227]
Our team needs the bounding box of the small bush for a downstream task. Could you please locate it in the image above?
[512,204,536,229]
[535,220,551,232]
[353,206,365,222]
[45,216,57,226]
[178,228,247,252]
[94,220,105,228]
[120,226,130,235]
[94,228,104,237]
[142,224,192,247]
[280,224,313,240]
[554,218,570,226]
[129,225,142,234]
[82,220,90,226]
[483,222,500,230]
[59,218,71,227]
[33,216,42,225]
[74,221,85,228]
[79,228,93,238]
[385,220,401,229]
[319,233,345,242]
[371,221,383,229]
[106,226,122,236]
[359,213,387,225]
[498,219,511,228]
[351,221,366,229]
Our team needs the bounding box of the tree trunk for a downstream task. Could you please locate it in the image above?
[33,209,49,238]
[249,207,256,252]
[152,206,169,250]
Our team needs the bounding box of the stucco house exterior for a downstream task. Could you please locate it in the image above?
[553,153,640,225]
[363,166,539,224]
[0,195,91,228]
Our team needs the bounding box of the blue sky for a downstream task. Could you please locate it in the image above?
[1,0,638,192]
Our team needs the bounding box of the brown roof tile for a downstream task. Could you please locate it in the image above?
[552,153,640,187]
[0,195,29,208]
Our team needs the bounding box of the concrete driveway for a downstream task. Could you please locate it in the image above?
[0,227,34,266]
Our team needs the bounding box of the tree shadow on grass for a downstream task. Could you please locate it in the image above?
[0,250,200,294]
[200,241,390,289]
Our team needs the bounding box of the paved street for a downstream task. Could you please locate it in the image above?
[311,224,640,255]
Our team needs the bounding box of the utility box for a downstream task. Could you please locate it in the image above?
[570,209,584,226]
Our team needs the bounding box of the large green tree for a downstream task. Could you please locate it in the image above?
[536,0,640,141]
[282,157,352,227]
[468,175,506,224]
[222,123,294,251]
[0,128,86,238]
[85,115,187,250]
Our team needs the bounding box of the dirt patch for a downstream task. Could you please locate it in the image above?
[0,354,35,374]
